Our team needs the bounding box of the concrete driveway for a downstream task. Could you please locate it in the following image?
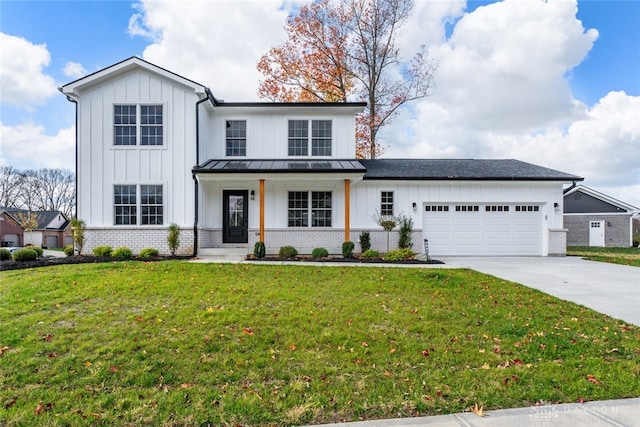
[440,256,640,326]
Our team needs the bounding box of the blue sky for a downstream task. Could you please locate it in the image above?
[1,0,639,206]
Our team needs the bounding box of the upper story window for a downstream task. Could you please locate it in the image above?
[226,120,246,156]
[114,104,163,146]
[288,120,332,156]
[381,191,394,216]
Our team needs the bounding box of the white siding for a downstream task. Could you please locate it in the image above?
[199,107,357,160]
[76,69,198,229]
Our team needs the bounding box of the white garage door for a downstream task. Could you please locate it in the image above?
[422,204,542,256]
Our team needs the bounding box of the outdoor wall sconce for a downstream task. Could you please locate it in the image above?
[607,221,612,227]
[553,202,560,212]
[250,190,255,200]
[412,202,417,211]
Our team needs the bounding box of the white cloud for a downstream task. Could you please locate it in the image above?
[0,33,58,107]
[0,121,75,171]
[128,0,302,100]
[63,61,87,79]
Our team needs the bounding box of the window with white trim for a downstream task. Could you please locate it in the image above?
[114,184,164,225]
[288,120,332,156]
[288,191,332,227]
[114,104,163,146]
[381,191,394,216]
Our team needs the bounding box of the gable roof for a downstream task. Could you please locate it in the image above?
[563,185,639,213]
[0,208,70,230]
[61,56,210,99]
[359,159,583,181]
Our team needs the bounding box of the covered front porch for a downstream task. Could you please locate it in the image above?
[193,159,365,254]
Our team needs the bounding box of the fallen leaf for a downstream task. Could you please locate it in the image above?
[512,358,523,366]
[181,383,194,389]
[421,349,430,357]
[389,348,396,353]
[84,361,93,367]
[289,344,297,351]
[361,341,368,347]
[42,334,53,342]
[586,375,602,385]
[471,403,487,417]
[47,352,57,358]
[242,328,254,336]
[0,346,9,356]
[110,366,119,372]
[383,371,393,376]
[35,402,53,416]
[5,397,17,409]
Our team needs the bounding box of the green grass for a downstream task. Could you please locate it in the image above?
[567,246,640,267]
[1,262,639,426]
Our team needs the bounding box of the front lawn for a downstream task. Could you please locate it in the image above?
[567,246,640,267]
[1,262,639,426]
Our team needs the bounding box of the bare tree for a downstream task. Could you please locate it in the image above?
[0,166,26,208]
[0,167,75,217]
[257,0,437,158]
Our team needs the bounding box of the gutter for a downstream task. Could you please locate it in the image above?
[192,89,214,257]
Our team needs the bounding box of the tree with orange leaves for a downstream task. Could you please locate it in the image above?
[258,0,437,159]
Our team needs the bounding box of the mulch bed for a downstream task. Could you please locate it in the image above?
[246,256,444,264]
[0,255,191,272]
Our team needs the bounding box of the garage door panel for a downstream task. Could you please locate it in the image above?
[423,203,542,256]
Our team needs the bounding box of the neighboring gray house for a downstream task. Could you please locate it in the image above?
[564,185,639,247]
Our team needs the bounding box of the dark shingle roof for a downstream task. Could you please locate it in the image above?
[359,159,583,181]
[194,159,366,173]
[0,208,68,229]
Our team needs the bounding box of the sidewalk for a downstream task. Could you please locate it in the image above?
[311,397,640,427]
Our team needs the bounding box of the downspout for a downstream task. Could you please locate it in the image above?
[64,94,79,219]
[563,180,577,194]
[193,92,212,257]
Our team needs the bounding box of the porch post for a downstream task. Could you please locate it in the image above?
[259,179,265,242]
[344,179,350,242]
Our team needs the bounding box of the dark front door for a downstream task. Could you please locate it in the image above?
[223,190,248,243]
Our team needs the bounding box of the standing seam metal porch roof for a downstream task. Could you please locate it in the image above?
[193,158,583,181]
[193,159,367,173]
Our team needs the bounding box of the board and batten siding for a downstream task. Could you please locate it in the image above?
[199,107,357,160]
[76,70,198,228]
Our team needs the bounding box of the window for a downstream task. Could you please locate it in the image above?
[114,184,163,225]
[485,205,509,212]
[141,105,163,145]
[288,191,308,227]
[141,185,163,225]
[381,191,394,216]
[515,205,540,212]
[288,191,332,227]
[425,205,449,212]
[114,105,137,146]
[455,205,479,212]
[312,191,332,227]
[226,120,246,156]
[114,185,137,225]
[288,120,332,156]
[114,104,163,146]
[312,120,332,156]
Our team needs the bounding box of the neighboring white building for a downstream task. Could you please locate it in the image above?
[61,57,582,257]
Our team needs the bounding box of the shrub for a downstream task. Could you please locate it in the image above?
[112,246,133,260]
[278,245,298,258]
[359,231,371,253]
[64,245,75,257]
[361,249,380,258]
[0,248,11,261]
[168,223,180,256]
[13,248,38,262]
[138,248,159,259]
[384,248,415,261]
[253,241,266,259]
[398,216,414,249]
[342,241,355,258]
[93,245,113,257]
[31,246,44,257]
[71,219,86,255]
[311,247,329,259]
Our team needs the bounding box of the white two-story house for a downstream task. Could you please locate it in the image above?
[61,57,582,257]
